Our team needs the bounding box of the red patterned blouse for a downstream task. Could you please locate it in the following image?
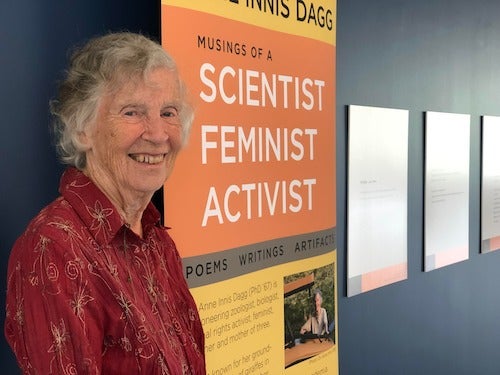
[5,168,206,374]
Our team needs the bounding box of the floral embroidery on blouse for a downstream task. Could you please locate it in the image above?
[5,167,206,374]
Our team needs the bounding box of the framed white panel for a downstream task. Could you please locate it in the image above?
[347,105,408,297]
[424,111,470,271]
[481,115,500,253]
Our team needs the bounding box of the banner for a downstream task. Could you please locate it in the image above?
[161,1,337,373]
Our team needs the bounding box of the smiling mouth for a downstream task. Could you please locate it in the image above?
[129,154,166,164]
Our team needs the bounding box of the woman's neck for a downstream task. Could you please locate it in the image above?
[83,167,150,238]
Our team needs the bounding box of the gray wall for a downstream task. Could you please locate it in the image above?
[1,1,500,374]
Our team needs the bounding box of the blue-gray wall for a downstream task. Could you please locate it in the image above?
[337,1,500,374]
[0,1,160,373]
[1,1,499,374]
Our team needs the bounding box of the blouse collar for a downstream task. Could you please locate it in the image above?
[59,167,161,245]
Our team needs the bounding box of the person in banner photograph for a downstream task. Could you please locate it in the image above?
[300,289,329,336]
[300,289,329,335]
[4,32,206,374]
[283,266,335,368]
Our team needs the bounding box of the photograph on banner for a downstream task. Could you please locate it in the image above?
[284,263,335,369]
[481,115,500,253]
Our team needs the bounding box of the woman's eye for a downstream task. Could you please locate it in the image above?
[162,108,178,118]
[121,108,145,123]
[124,110,139,117]
[162,109,181,126]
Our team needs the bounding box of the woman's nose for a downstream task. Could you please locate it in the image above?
[143,116,170,143]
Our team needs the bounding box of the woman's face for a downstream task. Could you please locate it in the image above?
[315,293,322,310]
[81,67,184,203]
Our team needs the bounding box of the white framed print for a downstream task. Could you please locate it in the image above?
[481,115,500,253]
[424,111,470,271]
[347,105,408,296]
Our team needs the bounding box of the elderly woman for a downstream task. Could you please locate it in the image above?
[5,32,206,374]
[300,289,329,336]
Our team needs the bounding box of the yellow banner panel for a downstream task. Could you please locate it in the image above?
[191,252,338,374]
[161,0,336,45]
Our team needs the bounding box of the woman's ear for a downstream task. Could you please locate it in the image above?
[77,127,93,150]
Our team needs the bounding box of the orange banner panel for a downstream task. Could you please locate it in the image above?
[162,6,335,256]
